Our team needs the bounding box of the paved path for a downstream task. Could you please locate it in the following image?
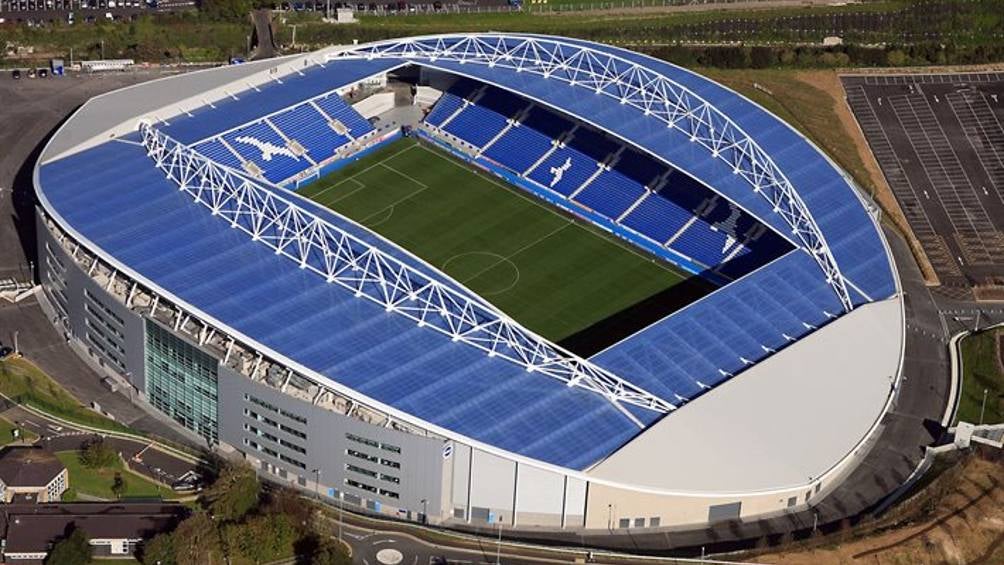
[0,401,199,488]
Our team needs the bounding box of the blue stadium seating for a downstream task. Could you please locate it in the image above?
[222,121,310,184]
[271,103,351,162]
[572,170,646,219]
[526,147,598,196]
[314,94,374,138]
[443,103,509,148]
[621,193,692,243]
[193,139,244,170]
[671,221,733,266]
[425,92,465,127]
[482,122,554,173]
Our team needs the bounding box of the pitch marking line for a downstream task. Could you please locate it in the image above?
[459,222,572,287]
[307,141,419,200]
[380,162,430,189]
[441,251,521,296]
[418,144,683,278]
[357,167,431,225]
[363,205,395,229]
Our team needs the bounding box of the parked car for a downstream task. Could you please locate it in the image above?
[38,68,48,77]
[11,69,21,79]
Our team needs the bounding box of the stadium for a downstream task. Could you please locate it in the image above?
[33,34,904,533]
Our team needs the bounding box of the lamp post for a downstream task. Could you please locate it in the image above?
[13,330,19,355]
[420,498,428,524]
[338,486,343,544]
[980,388,988,425]
[311,468,321,500]
[495,518,502,565]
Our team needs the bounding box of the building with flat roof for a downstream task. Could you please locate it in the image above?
[0,503,183,562]
[0,447,68,504]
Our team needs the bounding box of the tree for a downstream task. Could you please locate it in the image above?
[202,463,260,522]
[305,535,352,565]
[173,512,221,565]
[140,533,176,565]
[111,472,126,500]
[78,437,117,469]
[222,513,297,563]
[45,527,91,565]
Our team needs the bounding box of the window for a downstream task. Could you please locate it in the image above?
[379,488,400,499]
[144,320,218,442]
[634,518,645,528]
[346,433,400,455]
[618,518,630,529]
[346,464,378,479]
[649,517,660,528]
[345,478,377,494]
[380,458,400,469]
[379,473,399,485]
[347,449,378,463]
[787,497,796,508]
[346,433,379,449]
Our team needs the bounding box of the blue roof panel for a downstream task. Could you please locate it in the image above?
[40,140,650,470]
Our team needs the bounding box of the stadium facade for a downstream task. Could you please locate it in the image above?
[34,34,905,533]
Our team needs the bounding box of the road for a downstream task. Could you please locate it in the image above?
[0,69,211,448]
[0,397,200,488]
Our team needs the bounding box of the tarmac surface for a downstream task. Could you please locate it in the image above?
[0,68,206,447]
[0,68,980,562]
[843,72,1004,300]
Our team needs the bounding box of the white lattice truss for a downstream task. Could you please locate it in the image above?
[327,34,855,312]
[141,124,674,425]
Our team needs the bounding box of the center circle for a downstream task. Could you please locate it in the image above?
[441,251,520,296]
[376,548,404,565]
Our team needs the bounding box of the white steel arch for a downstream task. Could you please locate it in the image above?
[140,123,676,423]
[327,34,854,313]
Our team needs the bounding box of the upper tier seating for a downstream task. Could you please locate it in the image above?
[193,92,373,185]
[271,104,351,162]
[423,84,792,277]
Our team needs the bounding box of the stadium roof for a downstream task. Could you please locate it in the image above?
[36,35,901,484]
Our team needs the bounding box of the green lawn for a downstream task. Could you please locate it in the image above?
[957,329,1004,425]
[0,357,135,435]
[57,451,170,501]
[300,138,687,342]
[0,416,38,446]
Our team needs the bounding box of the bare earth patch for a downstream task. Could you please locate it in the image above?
[753,454,1004,565]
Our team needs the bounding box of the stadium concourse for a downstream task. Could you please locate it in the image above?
[33,34,904,535]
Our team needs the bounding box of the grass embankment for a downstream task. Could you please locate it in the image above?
[957,328,1004,425]
[57,450,172,501]
[0,356,136,435]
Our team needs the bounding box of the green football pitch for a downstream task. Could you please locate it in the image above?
[299,138,688,342]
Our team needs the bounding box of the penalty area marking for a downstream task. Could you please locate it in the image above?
[363,205,395,228]
[442,251,520,296]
